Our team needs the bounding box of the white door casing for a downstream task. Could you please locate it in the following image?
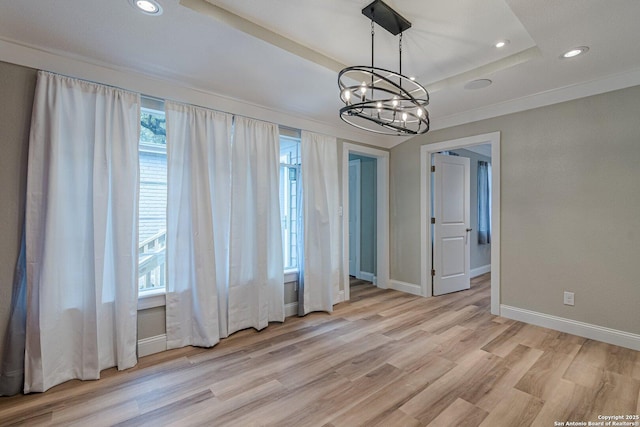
[433,154,471,296]
[420,132,500,314]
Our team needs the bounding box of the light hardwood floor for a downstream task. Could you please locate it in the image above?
[1,274,639,426]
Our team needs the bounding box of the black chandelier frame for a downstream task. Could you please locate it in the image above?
[338,0,430,136]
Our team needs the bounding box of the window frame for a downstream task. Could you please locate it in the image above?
[279,133,301,274]
[138,103,168,302]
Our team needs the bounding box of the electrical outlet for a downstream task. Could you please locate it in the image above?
[563,291,575,306]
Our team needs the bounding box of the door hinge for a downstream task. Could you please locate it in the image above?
[431,269,435,276]
[431,165,435,172]
[431,217,435,224]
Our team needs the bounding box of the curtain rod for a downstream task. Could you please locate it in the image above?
[41,71,304,134]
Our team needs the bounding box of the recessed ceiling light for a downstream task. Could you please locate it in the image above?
[130,0,163,15]
[561,46,589,59]
[495,40,510,48]
[464,79,493,90]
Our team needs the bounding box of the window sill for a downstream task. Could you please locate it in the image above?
[138,288,166,310]
[136,272,298,310]
[284,269,299,283]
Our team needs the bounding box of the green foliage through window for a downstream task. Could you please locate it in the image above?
[140,109,166,145]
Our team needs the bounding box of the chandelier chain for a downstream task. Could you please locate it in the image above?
[371,19,375,69]
[399,32,403,78]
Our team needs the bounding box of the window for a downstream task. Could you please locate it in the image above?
[138,101,167,293]
[279,133,300,270]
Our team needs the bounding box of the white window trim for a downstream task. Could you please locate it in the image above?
[137,272,299,310]
[284,269,299,283]
[138,287,166,310]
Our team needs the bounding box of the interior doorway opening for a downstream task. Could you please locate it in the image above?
[420,132,501,315]
[348,153,377,284]
[342,143,390,302]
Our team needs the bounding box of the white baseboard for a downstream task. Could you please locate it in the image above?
[359,271,376,283]
[285,302,298,317]
[500,305,640,351]
[388,280,423,296]
[138,334,167,357]
[470,264,491,278]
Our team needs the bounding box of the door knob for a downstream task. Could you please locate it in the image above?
[466,228,473,232]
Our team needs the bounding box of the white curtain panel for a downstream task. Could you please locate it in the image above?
[228,117,284,334]
[299,131,340,315]
[24,72,140,393]
[165,102,232,348]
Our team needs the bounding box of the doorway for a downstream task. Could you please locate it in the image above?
[348,154,377,284]
[342,143,389,302]
[348,158,361,278]
[420,132,501,315]
[431,152,472,296]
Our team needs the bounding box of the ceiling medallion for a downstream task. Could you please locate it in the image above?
[338,0,429,136]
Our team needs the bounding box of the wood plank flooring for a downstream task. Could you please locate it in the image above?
[1,274,638,426]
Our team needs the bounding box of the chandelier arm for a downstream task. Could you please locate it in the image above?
[339,66,429,105]
[340,102,430,135]
[340,108,428,135]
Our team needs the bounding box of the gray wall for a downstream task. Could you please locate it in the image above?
[390,85,640,335]
[349,154,377,276]
[449,148,492,270]
[0,61,36,368]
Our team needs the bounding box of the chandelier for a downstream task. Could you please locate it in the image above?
[338,0,429,136]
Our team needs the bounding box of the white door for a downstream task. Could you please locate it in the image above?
[348,159,361,277]
[433,154,471,295]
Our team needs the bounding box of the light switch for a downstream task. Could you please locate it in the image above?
[563,291,575,306]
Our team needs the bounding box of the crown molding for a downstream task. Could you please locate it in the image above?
[426,67,640,135]
[0,37,391,148]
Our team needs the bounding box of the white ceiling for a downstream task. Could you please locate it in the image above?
[1,0,639,148]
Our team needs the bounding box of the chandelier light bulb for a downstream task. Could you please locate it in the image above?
[360,82,367,95]
[344,90,351,101]
[417,108,423,117]
[402,112,408,122]
[392,96,398,107]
